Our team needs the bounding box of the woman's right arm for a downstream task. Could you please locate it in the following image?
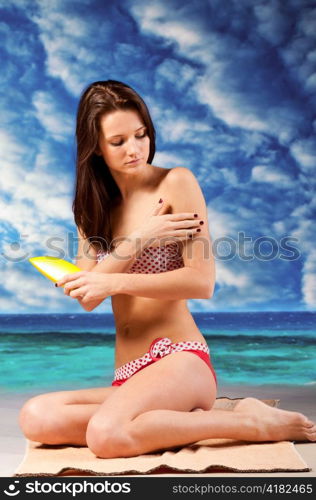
[75,228,142,274]
[74,199,203,310]
[74,227,143,311]
[75,200,165,275]
[76,199,203,274]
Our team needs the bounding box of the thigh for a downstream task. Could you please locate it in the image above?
[92,351,216,423]
[30,385,118,406]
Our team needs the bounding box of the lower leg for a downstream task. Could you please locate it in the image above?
[123,398,316,457]
[125,408,253,456]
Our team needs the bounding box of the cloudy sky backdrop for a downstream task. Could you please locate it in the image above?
[1,0,315,313]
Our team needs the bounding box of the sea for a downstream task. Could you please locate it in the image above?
[0,312,315,394]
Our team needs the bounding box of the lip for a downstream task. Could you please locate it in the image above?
[126,158,142,164]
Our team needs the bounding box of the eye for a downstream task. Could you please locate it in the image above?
[110,129,147,147]
[136,131,147,139]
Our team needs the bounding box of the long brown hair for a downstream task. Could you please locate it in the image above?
[73,80,156,252]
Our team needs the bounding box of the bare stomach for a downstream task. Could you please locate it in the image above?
[111,295,207,368]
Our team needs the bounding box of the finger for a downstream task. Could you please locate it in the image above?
[56,271,85,287]
[187,228,202,239]
[169,219,204,229]
[69,287,86,299]
[166,212,200,221]
[166,228,202,240]
[150,198,164,216]
[64,278,84,294]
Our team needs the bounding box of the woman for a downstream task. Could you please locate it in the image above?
[19,80,315,458]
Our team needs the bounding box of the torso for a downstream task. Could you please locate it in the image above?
[108,165,206,367]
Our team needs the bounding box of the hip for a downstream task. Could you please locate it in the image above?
[112,336,217,387]
[114,325,207,367]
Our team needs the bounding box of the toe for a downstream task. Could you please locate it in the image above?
[304,420,314,428]
[306,428,316,441]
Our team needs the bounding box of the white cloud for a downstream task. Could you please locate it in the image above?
[0,261,113,313]
[203,201,305,310]
[0,19,34,59]
[291,219,315,308]
[298,7,316,38]
[32,91,74,142]
[158,113,212,144]
[207,206,237,240]
[215,262,250,288]
[1,263,62,309]
[305,72,316,92]
[1,0,314,313]
[155,58,197,90]
[130,0,311,148]
[27,2,127,96]
[290,138,316,173]
[129,2,203,50]
[154,151,186,168]
[220,168,238,185]
[302,249,316,308]
[279,6,316,96]
[0,130,29,192]
[272,220,287,235]
[254,1,290,46]
[0,125,74,268]
[251,165,294,186]
[195,75,267,132]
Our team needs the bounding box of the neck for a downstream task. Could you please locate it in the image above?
[110,163,154,201]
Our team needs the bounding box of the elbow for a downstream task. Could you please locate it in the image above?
[200,279,214,299]
[190,269,214,299]
[78,299,96,312]
[84,305,96,312]
[80,304,93,312]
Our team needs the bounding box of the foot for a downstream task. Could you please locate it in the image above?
[234,397,316,443]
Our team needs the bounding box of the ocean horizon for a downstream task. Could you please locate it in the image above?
[1,312,315,393]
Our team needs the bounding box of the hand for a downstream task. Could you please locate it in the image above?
[56,271,114,305]
[130,199,204,247]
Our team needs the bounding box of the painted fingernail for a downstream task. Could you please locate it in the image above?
[194,213,198,217]
[189,234,193,238]
[159,198,163,203]
[200,221,204,225]
[197,228,201,232]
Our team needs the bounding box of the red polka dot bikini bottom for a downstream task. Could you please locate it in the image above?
[111,337,217,386]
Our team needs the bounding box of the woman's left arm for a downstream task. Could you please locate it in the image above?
[58,168,215,303]
[113,167,215,299]
[112,266,212,300]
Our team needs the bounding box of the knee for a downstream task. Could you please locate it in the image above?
[86,417,136,459]
[19,395,57,443]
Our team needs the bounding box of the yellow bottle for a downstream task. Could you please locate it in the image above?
[29,256,81,284]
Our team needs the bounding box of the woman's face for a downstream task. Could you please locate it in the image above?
[98,109,150,173]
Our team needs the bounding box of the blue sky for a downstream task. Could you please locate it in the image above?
[0,0,315,313]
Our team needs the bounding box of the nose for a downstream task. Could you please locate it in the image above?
[126,137,139,158]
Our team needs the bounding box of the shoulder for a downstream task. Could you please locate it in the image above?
[165,166,198,184]
[164,167,203,199]
[154,165,199,194]
[160,166,207,214]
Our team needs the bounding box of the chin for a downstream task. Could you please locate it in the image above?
[127,161,146,170]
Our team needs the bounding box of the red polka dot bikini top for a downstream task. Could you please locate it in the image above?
[96,242,184,274]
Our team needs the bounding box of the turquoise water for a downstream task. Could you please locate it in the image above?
[0,312,315,394]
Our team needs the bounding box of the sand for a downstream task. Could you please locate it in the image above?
[1,384,315,477]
